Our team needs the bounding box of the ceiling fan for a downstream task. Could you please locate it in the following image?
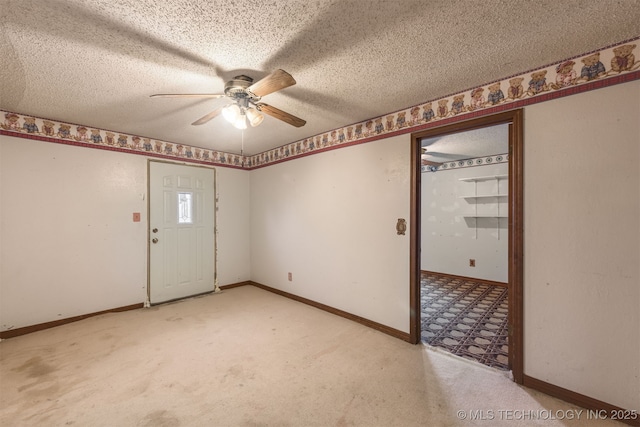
[150,69,306,129]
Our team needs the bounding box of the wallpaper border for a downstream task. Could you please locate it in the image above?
[421,154,509,173]
[249,38,639,169]
[1,38,638,169]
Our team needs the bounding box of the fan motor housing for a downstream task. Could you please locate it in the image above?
[224,75,254,99]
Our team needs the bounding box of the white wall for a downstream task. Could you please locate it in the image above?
[0,136,251,331]
[0,137,4,319]
[216,166,251,285]
[0,137,147,330]
[421,162,508,282]
[523,81,640,410]
[250,136,411,333]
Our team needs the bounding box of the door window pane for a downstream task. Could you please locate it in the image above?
[178,192,193,223]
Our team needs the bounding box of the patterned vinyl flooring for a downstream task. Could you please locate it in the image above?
[420,272,510,371]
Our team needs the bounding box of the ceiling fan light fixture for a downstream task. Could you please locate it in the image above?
[222,103,241,123]
[246,107,264,127]
[232,111,248,130]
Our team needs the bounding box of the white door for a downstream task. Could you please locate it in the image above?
[149,161,216,304]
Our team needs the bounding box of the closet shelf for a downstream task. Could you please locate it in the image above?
[459,174,508,182]
[457,172,509,238]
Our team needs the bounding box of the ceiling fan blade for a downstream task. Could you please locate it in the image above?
[257,103,306,127]
[191,106,224,125]
[248,69,296,97]
[423,151,462,159]
[422,159,443,167]
[150,93,225,98]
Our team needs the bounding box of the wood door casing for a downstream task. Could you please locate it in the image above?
[409,109,524,383]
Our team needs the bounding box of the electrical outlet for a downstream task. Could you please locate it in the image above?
[288,272,292,281]
[469,259,476,267]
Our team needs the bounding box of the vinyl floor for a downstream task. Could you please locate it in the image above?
[420,272,509,370]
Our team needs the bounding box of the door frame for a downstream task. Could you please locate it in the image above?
[409,109,524,383]
[146,159,218,306]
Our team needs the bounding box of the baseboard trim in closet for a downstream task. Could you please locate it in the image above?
[421,270,508,288]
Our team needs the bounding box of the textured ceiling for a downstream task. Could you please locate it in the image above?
[1,0,639,156]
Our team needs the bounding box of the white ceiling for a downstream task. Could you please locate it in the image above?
[1,0,639,156]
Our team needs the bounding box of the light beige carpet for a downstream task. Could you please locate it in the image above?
[0,286,624,426]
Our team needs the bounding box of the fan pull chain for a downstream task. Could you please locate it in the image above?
[241,130,245,166]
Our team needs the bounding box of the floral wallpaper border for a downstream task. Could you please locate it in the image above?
[1,38,638,169]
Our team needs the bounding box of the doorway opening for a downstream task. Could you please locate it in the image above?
[409,110,524,383]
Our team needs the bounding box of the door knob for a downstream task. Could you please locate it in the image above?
[152,238,158,244]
